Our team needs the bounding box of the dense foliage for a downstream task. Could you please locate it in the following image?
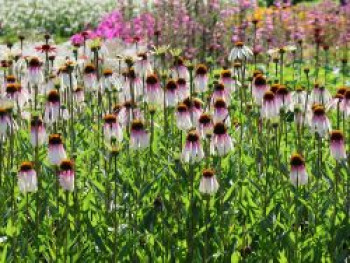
[0,0,115,39]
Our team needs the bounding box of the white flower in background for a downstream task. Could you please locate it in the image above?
[228,41,253,61]
[267,45,297,57]
[0,0,115,39]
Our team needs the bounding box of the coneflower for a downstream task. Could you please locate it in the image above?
[210,122,233,156]
[310,84,331,105]
[336,86,347,96]
[145,74,162,105]
[253,70,263,78]
[276,85,292,110]
[103,114,123,143]
[5,83,19,102]
[198,113,213,138]
[18,162,37,194]
[35,44,56,54]
[175,103,192,131]
[165,79,178,107]
[172,57,189,80]
[329,130,347,161]
[83,63,97,91]
[326,93,344,112]
[211,83,231,105]
[193,98,204,124]
[30,116,46,147]
[121,101,135,126]
[0,107,12,138]
[177,78,189,101]
[130,120,149,150]
[112,103,127,127]
[261,91,278,119]
[58,65,71,88]
[48,134,67,165]
[74,86,85,104]
[135,52,152,76]
[339,89,350,117]
[195,64,208,93]
[44,90,60,123]
[199,169,219,195]
[27,57,43,84]
[213,99,230,126]
[292,86,307,109]
[5,75,16,84]
[183,98,203,125]
[59,160,75,192]
[101,68,115,92]
[228,41,253,61]
[181,130,204,163]
[221,69,239,92]
[252,74,268,105]
[0,60,10,69]
[8,83,28,108]
[270,83,280,94]
[290,154,308,186]
[310,105,331,137]
[112,104,123,116]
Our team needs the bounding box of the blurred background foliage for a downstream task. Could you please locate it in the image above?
[0,0,344,42]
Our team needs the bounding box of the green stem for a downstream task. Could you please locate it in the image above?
[64,191,69,263]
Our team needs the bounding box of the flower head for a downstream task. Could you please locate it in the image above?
[210,122,233,156]
[145,74,162,105]
[103,114,123,143]
[198,113,213,138]
[228,41,253,61]
[48,134,67,165]
[130,120,149,150]
[18,162,37,194]
[59,160,75,192]
[199,169,219,195]
[310,105,331,137]
[290,154,308,186]
[30,116,46,146]
[181,130,204,163]
[165,79,178,107]
[261,91,278,119]
[329,130,347,161]
[253,75,268,105]
[175,103,192,131]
